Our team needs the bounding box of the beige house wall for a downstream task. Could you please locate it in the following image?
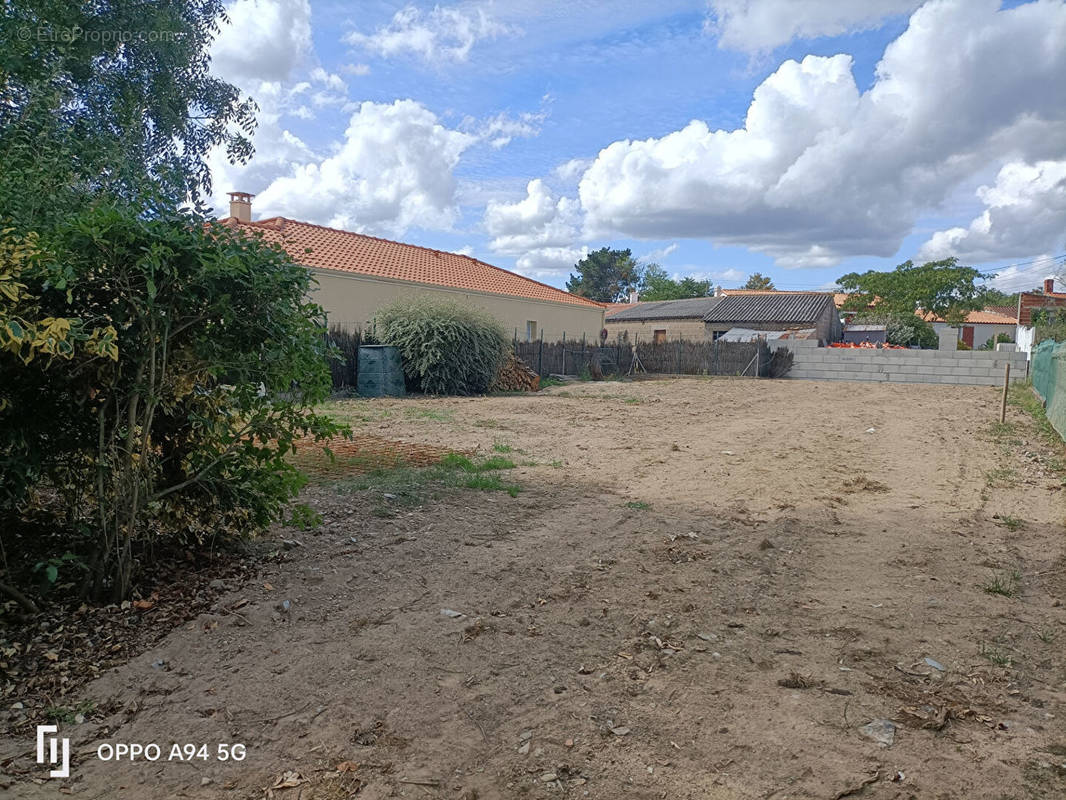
[310,268,604,341]
[604,318,710,342]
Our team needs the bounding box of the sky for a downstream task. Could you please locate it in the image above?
[205,0,1066,294]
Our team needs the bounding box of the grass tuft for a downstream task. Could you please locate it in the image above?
[983,569,1021,598]
[994,514,1024,531]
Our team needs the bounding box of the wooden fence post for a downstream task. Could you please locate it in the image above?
[562,332,566,375]
[1000,363,1011,423]
[538,329,544,377]
[677,334,682,375]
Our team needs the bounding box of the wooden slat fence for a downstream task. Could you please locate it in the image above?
[515,337,791,378]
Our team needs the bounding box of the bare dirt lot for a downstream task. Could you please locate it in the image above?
[5,378,1066,799]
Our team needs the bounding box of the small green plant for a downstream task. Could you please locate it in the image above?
[479,456,516,471]
[1038,628,1056,644]
[439,453,515,472]
[32,552,87,586]
[983,569,1021,598]
[549,460,563,469]
[45,700,96,724]
[625,500,651,510]
[979,641,1013,667]
[341,453,521,506]
[995,515,1024,531]
[403,408,454,422]
[463,473,521,496]
[988,421,1016,437]
[984,467,1017,488]
[492,440,523,454]
[539,376,566,388]
[622,396,641,404]
[286,503,323,531]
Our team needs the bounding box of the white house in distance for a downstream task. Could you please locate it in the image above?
[220,192,605,342]
[920,309,1018,349]
[1015,278,1066,354]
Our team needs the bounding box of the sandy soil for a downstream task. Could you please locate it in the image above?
[4,377,1066,799]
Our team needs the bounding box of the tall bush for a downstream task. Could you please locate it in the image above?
[375,298,508,395]
[0,204,343,600]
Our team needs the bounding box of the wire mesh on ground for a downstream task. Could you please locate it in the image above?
[292,433,464,481]
[1032,340,1066,439]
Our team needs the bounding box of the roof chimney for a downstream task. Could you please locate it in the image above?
[1045,276,1055,294]
[714,285,722,297]
[628,290,639,304]
[227,191,254,223]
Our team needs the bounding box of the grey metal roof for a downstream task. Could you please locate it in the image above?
[606,296,723,321]
[702,293,835,324]
[717,327,816,342]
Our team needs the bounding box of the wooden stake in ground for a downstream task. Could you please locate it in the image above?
[1000,362,1010,423]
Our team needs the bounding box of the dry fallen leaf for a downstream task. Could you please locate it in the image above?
[272,771,306,789]
[132,600,154,611]
[336,761,360,773]
[263,582,275,591]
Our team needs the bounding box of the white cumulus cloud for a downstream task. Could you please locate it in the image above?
[250,100,477,234]
[577,0,1066,267]
[484,179,587,274]
[345,4,515,64]
[707,0,922,52]
[212,0,312,83]
[919,160,1066,263]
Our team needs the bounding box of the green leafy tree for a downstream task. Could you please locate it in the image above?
[639,265,712,301]
[838,258,986,325]
[566,248,642,302]
[0,0,256,224]
[979,288,1021,308]
[0,2,349,604]
[742,272,775,290]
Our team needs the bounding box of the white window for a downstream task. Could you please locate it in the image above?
[526,320,537,341]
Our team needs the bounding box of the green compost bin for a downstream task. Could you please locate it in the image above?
[357,345,406,397]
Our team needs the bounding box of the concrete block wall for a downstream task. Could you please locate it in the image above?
[775,342,1029,386]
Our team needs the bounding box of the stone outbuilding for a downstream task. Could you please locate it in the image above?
[606,291,842,345]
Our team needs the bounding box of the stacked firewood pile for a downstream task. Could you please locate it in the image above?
[491,352,541,391]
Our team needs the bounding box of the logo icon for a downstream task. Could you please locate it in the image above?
[36,725,70,778]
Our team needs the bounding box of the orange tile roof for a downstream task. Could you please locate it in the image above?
[604,301,640,318]
[983,305,1017,319]
[917,309,1017,324]
[962,310,1018,324]
[220,216,603,310]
